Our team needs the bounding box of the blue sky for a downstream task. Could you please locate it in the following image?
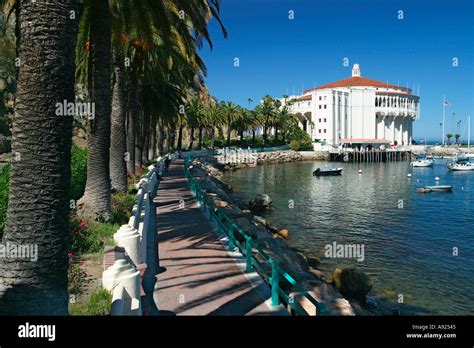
[199,0,473,141]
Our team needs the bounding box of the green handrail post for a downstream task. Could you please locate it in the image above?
[245,237,253,273]
[270,259,280,306]
[228,224,235,250]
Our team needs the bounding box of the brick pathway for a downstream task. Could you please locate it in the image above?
[153,159,289,316]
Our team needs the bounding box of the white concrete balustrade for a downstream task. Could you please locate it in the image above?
[102,156,168,316]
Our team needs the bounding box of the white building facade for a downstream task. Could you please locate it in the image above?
[280,64,419,147]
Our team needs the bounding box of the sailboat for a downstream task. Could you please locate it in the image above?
[448,114,474,171]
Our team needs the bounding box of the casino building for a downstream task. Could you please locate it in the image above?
[279,64,419,147]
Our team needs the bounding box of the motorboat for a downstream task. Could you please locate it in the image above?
[417,185,453,193]
[411,159,434,167]
[313,165,343,176]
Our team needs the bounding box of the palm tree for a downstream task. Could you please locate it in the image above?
[186,97,203,150]
[0,0,80,315]
[109,45,128,192]
[255,95,276,147]
[77,0,113,221]
[446,133,453,145]
[454,133,461,144]
[222,101,238,146]
[203,104,224,148]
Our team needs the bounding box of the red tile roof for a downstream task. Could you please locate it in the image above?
[304,76,411,94]
[296,95,312,101]
[340,138,391,144]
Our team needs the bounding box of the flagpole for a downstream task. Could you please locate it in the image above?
[442,95,446,146]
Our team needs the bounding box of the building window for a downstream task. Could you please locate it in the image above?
[319,96,322,101]
[324,129,327,133]
[318,129,322,133]
[324,96,327,100]
[319,118,321,122]
[319,105,322,109]
[324,118,327,122]
[308,102,310,106]
[324,105,327,109]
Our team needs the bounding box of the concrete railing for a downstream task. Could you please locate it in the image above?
[102,156,169,316]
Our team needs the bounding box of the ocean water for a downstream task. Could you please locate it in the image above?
[221,159,474,315]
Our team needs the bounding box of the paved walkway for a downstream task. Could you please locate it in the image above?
[153,159,288,315]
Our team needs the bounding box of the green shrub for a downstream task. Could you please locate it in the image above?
[71,145,87,201]
[112,192,135,225]
[299,141,314,151]
[0,164,10,238]
[69,288,112,316]
[290,139,300,151]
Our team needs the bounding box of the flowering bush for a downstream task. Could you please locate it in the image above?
[68,252,88,295]
[69,216,102,254]
[112,193,135,225]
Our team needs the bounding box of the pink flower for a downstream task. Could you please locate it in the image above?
[68,252,73,257]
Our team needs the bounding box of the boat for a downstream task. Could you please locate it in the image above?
[411,159,434,167]
[448,114,474,171]
[417,185,453,193]
[313,165,343,176]
[448,160,474,171]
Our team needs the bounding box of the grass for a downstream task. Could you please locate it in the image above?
[69,288,112,316]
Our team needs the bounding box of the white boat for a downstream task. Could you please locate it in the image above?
[448,115,474,171]
[448,160,474,171]
[411,159,434,167]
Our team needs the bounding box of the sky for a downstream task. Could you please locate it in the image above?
[199,0,474,141]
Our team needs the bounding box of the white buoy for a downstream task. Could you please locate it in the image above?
[407,173,412,178]
[435,176,440,181]
[358,169,362,174]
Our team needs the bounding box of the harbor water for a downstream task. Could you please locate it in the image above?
[221,159,474,315]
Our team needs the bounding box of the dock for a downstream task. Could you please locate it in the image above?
[329,149,412,163]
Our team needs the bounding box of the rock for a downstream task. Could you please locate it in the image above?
[212,198,228,208]
[307,256,320,269]
[248,193,272,213]
[332,268,342,288]
[253,215,266,225]
[333,268,373,300]
[289,282,355,316]
[278,229,289,239]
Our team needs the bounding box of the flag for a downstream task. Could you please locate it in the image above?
[444,101,450,106]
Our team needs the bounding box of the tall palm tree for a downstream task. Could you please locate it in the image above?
[203,104,224,149]
[0,0,80,315]
[77,0,113,221]
[109,45,128,192]
[186,97,203,150]
[223,101,238,146]
[255,95,276,147]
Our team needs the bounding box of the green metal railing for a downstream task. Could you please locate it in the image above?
[183,151,326,316]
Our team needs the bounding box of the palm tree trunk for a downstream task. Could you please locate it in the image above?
[110,47,128,193]
[158,121,165,155]
[126,69,138,175]
[0,0,79,315]
[198,126,203,149]
[141,108,150,165]
[78,0,113,221]
[210,127,215,149]
[177,123,184,150]
[226,117,232,146]
[252,129,256,144]
[134,84,143,172]
[189,126,195,150]
[273,126,279,146]
[149,114,156,160]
